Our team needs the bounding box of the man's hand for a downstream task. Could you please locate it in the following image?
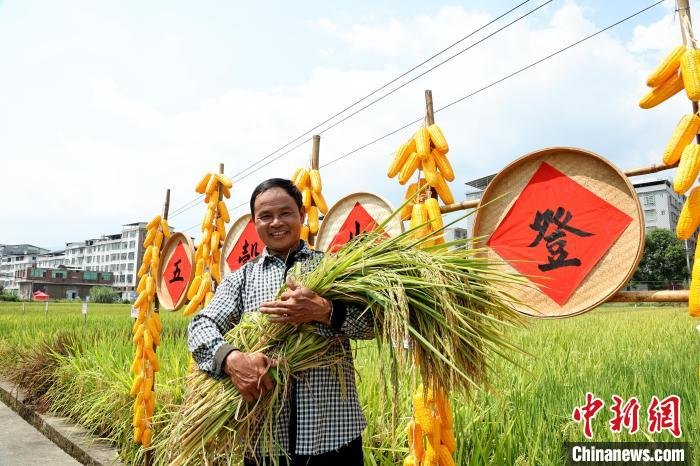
[259,280,331,325]
[223,350,274,403]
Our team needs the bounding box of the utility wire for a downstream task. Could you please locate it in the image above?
[179,0,666,233]
[167,0,540,218]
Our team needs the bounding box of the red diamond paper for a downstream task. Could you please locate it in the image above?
[163,240,191,305]
[487,162,632,305]
[226,220,262,271]
[328,202,381,253]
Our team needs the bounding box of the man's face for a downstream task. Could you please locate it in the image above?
[253,187,305,256]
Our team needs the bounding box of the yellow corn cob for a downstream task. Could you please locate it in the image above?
[441,428,456,453]
[130,355,142,374]
[674,143,700,194]
[427,124,449,154]
[432,173,455,205]
[210,230,220,251]
[309,169,322,193]
[422,155,439,187]
[218,201,230,223]
[132,324,144,344]
[300,225,309,242]
[415,127,431,160]
[216,173,233,189]
[154,231,164,251]
[295,168,310,189]
[136,274,147,294]
[639,71,684,109]
[147,215,161,230]
[690,276,700,317]
[183,298,200,317]
[436,389,453,429]
[132,402,145,426]
[134,426,143,444]
[647,45,685,87]
[221,184,231,199]
[399,152,421,185]
[205,173,218,196]
[388,138,416,178]
[664,114,700,166]
[412,392,435,434]
[403,454,417,466]
[302,188,312,209]
[161,218,171,238]
[311,190,328,214]
[427,415,441,449]
[424,198,443,232]
[433,149,455,182]
[188,274,201,302]
[410,203,431,239]
[424,445,438,466]
[195,173,212,194]
[133,290,147,308]
[216,221,226,242]
[308,205,319,235]
[195,258,204,276]
[292,168,304,185]
[436,445,455,466]
[211,262,221,284]
[142,428,152,448]
[130,374,144,396]
[681,48,700,101]
[411,421,424,461]
[677,186,700,239]
[205,290,215,307]
[143,229,155,248]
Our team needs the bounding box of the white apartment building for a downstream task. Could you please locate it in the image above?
[64,222,148,300]
[0,244,50,293]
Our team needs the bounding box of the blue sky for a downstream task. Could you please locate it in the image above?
[0,0,693,248]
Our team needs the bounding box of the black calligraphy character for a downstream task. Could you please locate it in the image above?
[528,207,593,272]
[347,221,361,242]
[169,259,184,283]
[250,241,260,259]
[238,239,251,265]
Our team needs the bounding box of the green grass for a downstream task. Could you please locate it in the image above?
[0,302,697,465]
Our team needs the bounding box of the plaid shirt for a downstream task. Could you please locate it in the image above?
[187,241,374,457]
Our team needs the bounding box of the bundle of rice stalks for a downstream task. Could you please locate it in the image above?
[288,222,527,396]
[155,312,347,465]
[161,211,526,464]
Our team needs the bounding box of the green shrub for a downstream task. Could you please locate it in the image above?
[89,286,119,304]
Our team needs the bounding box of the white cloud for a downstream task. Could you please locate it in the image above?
[0,1,686,248]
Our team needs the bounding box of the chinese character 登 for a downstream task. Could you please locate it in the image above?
[572,392,605,439]
[609,395,641,434]
[169,259,184,284]
[528,207,593,272]
[648,395,682,438]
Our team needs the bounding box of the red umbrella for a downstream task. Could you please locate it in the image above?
[33,291,49,301]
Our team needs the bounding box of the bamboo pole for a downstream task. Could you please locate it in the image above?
[309,137,320,247]
[608,290,689,302]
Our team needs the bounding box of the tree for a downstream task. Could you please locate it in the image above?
[89,285,119,303]
[632,228,689,290]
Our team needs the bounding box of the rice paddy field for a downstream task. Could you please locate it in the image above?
[0,301,697,465]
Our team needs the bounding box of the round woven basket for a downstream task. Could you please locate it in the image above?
[156,232,195,311]
[472,147,644,318]
[315,192,403,252]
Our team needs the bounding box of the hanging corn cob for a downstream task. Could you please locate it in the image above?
[131,214,169,448]
[639,71,685,109]
[183,172,233,317]
[405,384,456,466]
[647,45,685,88]
[292,166,328,248]
[681,47,700,101]
[674,143,700,194]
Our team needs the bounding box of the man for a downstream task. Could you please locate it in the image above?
[188,178,374,466]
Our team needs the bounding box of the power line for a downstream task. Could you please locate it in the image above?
[178,0,666,233]
[167,0,542,219]
[320,0,667,170]
[224,0,552,185]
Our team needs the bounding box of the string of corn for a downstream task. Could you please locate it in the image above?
[642,44,700,318]
[292,166,329,248]
[130,214,169,448]
[183,172,233,317]
[405,384,456,466]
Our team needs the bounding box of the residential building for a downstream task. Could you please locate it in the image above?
[64,222,149,300]
[0,244,50,293]
[15,267,114,300]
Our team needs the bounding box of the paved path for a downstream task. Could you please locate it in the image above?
[0,401,79,466]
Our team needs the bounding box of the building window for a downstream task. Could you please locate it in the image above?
[127,274,133,284]
[83,271,98,281]
[643,195,655,207]
[128,252,135,260]
[644,209,657,222]
[127,263,134,271]
[129,241,136,248]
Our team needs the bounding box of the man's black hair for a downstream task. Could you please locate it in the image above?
[250,178,303,215]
